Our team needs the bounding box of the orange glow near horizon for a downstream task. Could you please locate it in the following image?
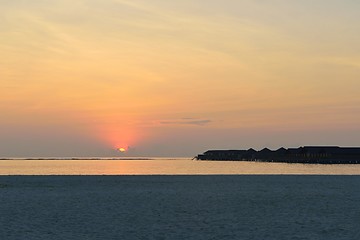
[91,118,142,151]
[102,128,136,150]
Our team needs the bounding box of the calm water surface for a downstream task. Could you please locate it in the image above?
[1,175,360,239]
[1,158,360,175]
[2,161,360,239]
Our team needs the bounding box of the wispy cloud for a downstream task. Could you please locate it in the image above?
[159,119,212,126]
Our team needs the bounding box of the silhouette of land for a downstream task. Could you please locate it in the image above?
[195,146,360,164]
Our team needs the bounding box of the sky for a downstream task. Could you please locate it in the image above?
[1,0,360,157]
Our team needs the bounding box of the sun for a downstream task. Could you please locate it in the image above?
[118,147,126,152]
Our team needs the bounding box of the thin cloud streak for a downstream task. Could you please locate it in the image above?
[159,119,212,126]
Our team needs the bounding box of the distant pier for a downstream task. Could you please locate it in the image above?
[195,146,360,164]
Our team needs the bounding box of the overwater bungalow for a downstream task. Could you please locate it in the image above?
[195,146,360,164]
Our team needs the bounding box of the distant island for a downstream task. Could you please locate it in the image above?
[195,146,360,164]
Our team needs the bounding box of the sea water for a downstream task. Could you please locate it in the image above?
[1,159,360,239]
[1,158,360,175]
[0,175,359,239]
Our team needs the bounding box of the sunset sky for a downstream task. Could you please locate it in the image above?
[1,0,360,157]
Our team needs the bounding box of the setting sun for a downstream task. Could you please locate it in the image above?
[118,148,126,153]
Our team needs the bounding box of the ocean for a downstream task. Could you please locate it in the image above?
[1,159,360,239]
[1,158,360,175]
